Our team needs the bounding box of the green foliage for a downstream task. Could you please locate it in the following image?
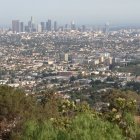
[0,85,36,120]
[0,86,140,140]
[21,120,57,140]
[17,98,138,140]
[102,96,138,139]
[69,76,76,82]
[20,113,125,140]
[126,81,140,93]
[101,89,140,105]
[113,64,140,75]
[58,99,76,117]
[68,113,125,140]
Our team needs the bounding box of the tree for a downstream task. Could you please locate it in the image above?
[69,76,76,82]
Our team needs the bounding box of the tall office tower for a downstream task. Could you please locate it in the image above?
[71,20,76,30]
[20,22,24,32]
[54,21,57,32]
[25,26,29,32]
[28,16,34,32]
[12,20,20,33]
[46,19,52,31]
[46,22,48,31]
[37,24,42,32]
[65,24,68,31]
[82,25,86,32]
[32,23,37,32]
[104,22,110,36]
[28,21,31,32]
[40,22,45,32]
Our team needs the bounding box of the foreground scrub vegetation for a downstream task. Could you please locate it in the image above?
[0,85,140,140]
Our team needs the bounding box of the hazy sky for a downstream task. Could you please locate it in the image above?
[0,0,140,26]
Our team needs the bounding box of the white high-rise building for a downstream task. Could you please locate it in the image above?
[37,24,42,32]
[65,53,69,62]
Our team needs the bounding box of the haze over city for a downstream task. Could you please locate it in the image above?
[0,0,140,26]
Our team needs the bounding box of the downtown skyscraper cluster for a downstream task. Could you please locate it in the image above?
[12,17,55,33]
[11,17,87,33]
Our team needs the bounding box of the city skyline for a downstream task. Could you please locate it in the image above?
[11,17,89,33]
[0,0,140,27]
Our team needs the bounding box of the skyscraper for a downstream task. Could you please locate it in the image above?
[104,22,110,37]
[71,20,76,30]
[46,19,52,31]
[12,20,20,33]
[25,26,29,32]
[46,22,48,31]
[82,25,86,32]
[37,24,42,32]
[28,16,34,32]
[65,24,68,31]
[20,22,24,32]
[40,22,45,32]
[54,21,57,32]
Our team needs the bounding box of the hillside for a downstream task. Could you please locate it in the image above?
[0,85,140,140]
